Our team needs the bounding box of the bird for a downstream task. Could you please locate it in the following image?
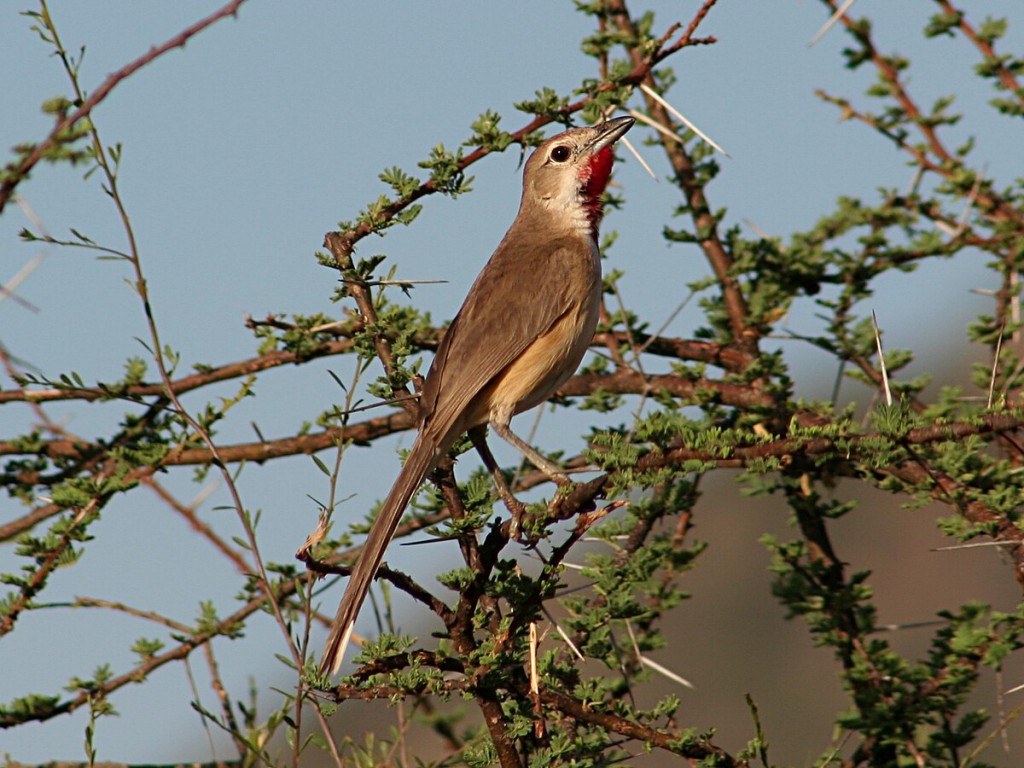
[320,115,635,675]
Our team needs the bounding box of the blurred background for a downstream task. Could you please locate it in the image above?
[2,1,1023,764]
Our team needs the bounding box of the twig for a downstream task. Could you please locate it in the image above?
[0,0,250,214]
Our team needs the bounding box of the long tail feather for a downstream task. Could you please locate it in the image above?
[320,432,442,675]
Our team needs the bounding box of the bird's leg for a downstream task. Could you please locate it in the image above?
[489,419,571,486]
[468,426,528,530]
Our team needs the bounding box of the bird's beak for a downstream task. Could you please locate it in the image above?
[586,115,635,154]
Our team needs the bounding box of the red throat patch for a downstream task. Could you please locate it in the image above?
[579,146,615,238]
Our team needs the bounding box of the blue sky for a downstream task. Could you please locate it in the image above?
[3,1,1023,763]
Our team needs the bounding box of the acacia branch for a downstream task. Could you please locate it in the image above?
[531,684,738,763]
[2,504,452,728]
[0,336,360,404]
[0,494,102,638]
[0,0,250,214]
[321,8,716,265]
[0,326,746,407]
[0,370,765,480]
[0,592,253,728]
[823,0,1022,228]
[608,0,755,354]
[934,0,1023,103]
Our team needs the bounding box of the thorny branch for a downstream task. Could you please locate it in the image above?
[0,0,250,214]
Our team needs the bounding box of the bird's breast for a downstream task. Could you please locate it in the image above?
[483,238,602,417]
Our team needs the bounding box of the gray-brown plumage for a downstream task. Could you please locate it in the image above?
[321,116,634,675]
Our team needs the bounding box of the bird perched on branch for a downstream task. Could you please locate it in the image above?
[321,115,635,675]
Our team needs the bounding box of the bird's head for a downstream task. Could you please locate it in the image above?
[521,115,635,239]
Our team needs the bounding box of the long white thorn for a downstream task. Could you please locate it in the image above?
[625,620,694,689]
[988,325,1003,409]
[809,0,858,47]
[638,83,729,157]
[620,135,657,181]
[628,108,685,146]
[871,311,893,407]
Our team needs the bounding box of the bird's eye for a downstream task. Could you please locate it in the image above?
[550,145,571,163]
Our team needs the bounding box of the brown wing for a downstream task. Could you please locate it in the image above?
[419,232,595,438]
